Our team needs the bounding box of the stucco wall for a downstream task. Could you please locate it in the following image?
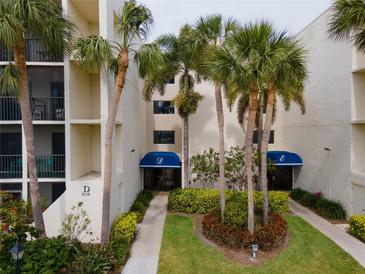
[276,9,353,213]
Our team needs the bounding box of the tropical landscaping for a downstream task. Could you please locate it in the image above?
[1,0,365,273]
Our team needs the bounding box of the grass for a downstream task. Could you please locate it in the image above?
[158,214,365,274]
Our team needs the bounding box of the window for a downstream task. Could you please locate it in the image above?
[153,101,175,114]
[253,130,274,144]
[154,131,175,144]
[165,77,175,84]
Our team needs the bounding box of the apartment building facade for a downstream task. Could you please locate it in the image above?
[1,2,364,240]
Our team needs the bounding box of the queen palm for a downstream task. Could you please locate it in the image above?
[328,0,365,51]
[0,0,74,233]
[137,25,203,186]
[73,0,153,245]
[195,15,238,220]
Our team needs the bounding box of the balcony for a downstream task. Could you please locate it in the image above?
[0,97,64,121]
[0,155,22,179]
[0,39,63,63]
[0,154,65,179]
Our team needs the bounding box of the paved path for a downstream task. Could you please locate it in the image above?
[122,192,168,274]
[290,199,365,268]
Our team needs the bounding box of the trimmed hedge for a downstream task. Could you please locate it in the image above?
[290,188,346,220]
[110,212,138,244]
[130,190,154,222]
[168,188,289,215]
[202,210,287,250]
[349,215,365,242]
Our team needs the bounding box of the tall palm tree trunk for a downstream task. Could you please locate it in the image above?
[245,89,258,234]
[13,40,45,235]
[257,93,264,191]
[183,116,189,187]
[260,87,275,225]
[215,83,225,220]
[101,49,129,246]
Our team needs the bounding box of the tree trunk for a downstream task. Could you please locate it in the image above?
[260,87,275,225]
[183,116,189,187]
[215,83,225,221]
[100,49,129,246]
[257,93,264,191]
[245,88,258,234]
[13,40,46,235]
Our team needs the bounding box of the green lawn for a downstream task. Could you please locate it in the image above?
[158,214,365,274]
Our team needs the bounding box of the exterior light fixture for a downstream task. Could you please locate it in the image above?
[130,149,136,152]
[9,242,24,274]
[251,244,259,259]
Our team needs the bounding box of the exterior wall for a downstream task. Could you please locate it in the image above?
[146,80,182,153]
[43,0,145,241]
[275,9,355,214]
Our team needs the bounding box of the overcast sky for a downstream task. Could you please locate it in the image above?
[140,0,333,41]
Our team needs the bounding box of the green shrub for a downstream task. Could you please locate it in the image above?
[349,215,365,242]
[135,190,153,207]
[168,189,289,215]
[70,245,114,274]
[269,191,289,214]
[131,201,146,215]
[315,198,346,219]
[110,238,130,265]
[291,188,346,220]
[110,212,138,244]
[290,188,307,201]
[21,236,76,273]
[223,202,248,228]
[168,189,220,214]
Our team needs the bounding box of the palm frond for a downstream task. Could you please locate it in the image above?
[328,0,365,51]
[173,89,203,118]
[115,0,153,49]
[0,64,21,97]
[73,35,112,73]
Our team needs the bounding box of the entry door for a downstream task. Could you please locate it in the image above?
[269,166,293,190]
[52,133,65,174]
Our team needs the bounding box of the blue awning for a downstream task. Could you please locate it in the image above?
[140,151,181,168]
[267,151,303,166]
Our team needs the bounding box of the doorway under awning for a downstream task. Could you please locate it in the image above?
[267,151,303,190]
[140,152,181,190]
[139,151,181,169]
[267,151,303,166]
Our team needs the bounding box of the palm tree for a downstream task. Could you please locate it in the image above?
[137,25,203,187]
[73,0,153,246]
[208,22,281,233]
[0,0,74,234]
[195,15,238,221]
[328,0,365,51]
[258,34,307,224]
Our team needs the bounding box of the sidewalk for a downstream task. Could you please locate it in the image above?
[122,192,168,274]
[290,199,365,268]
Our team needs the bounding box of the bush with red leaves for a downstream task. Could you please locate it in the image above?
[202,211,287,251]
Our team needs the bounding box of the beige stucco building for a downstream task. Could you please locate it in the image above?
[0,3,364,240]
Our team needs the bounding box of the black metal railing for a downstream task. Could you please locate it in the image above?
[0,154,65,179]
[0,97,64,121]
[0,155,22,179]
[0,39,63,62]
[35,155,65,178]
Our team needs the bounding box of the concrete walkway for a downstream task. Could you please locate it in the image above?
[290,200,365,268]
[122,192,168,274]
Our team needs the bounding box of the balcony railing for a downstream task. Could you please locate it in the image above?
[0,97,64,121]
[35,155,65,178]
[0,154,65,179]
[0,155,22,179]
[0,39,63,62]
